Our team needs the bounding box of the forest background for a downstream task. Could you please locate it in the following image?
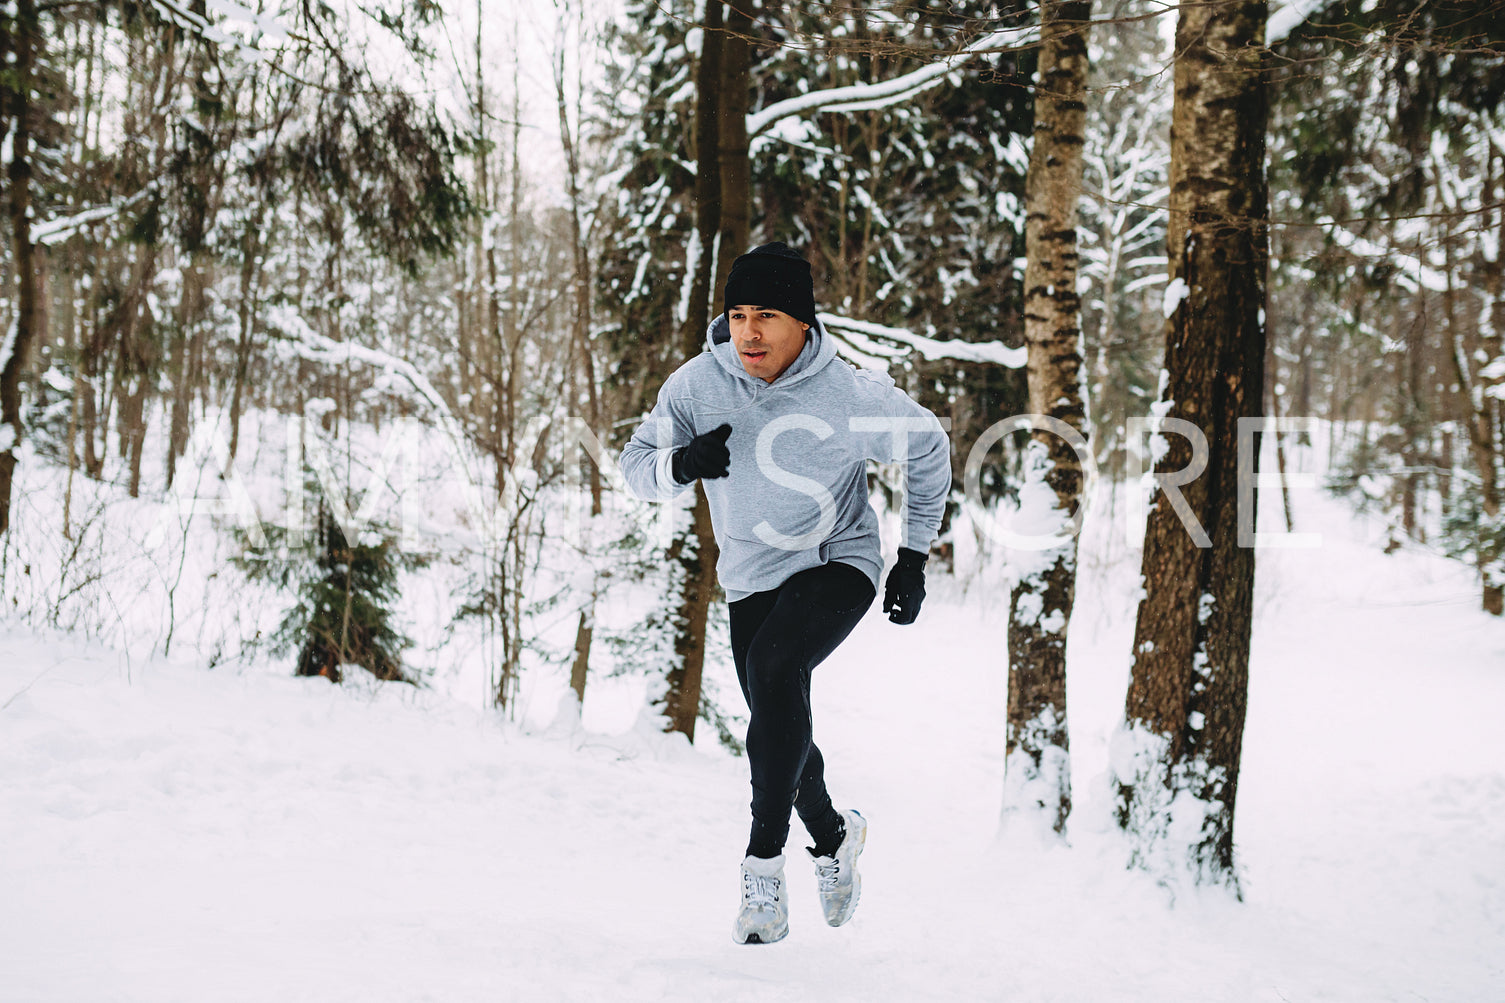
[0,0,1502,903]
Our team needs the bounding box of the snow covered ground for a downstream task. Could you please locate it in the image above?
[4,481,1504,1002]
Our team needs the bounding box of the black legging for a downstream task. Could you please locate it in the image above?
[729,561,876,859]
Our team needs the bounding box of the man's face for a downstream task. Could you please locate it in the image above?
[728,306,810,383]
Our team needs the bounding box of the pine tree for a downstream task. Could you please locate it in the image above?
[233,489,426,684]
[747,2,1037,518]
[596,0,723,742]
[1079,3,1172,481]
[1268,0,1505,614]
[595,0,699,424]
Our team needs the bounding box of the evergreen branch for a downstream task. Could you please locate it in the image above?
[819,313,1026,368]
[746,21,1041,138]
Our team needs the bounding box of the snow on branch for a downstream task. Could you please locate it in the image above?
[265,304,482,491]
[822,325,907,371]
[33,204,128,247]
[809,81,952,118]
[205,0,291,41]
[147,0,276,60]
[0,318,17,384]
[1267,0,1326,45]
[819,313,1027,368]
[144,0,314,70]
[746,22,1040,139]
[1322,218,1449,293]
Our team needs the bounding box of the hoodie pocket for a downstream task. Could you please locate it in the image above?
[784,562,876,614]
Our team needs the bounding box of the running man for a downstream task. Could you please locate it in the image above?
[620,241,950,944]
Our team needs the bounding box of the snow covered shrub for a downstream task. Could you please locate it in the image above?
[1441,491,1505,611]
[595,512,746,755]
[233,498,428,684]
[21,363,76,465]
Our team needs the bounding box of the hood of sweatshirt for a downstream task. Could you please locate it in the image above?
[705,312,837,389]
[617,309,951,602]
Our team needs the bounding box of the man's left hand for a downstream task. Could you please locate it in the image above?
[883,547,928,625]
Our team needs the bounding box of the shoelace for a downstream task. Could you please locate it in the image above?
[742,870,782,910]
[813,857,841,893]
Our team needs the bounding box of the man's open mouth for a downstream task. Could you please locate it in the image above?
[743,351,767,361]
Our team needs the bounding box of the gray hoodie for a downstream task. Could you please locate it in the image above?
[619,315,951,602]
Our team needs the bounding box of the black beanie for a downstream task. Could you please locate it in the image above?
[723,242,818,328]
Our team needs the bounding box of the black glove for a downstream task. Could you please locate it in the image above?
[671,423,733,484]
[883,547,928,625]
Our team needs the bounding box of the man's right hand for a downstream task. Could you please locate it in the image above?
[672,423,733,484]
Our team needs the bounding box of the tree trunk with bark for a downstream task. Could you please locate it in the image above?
[116,244,157,500]
[659,0,740,742]
[713,1,752,299]
[555,7,605,703]
[1458,138,1504,615]
[1002,0,1092,839]
[683,0,723,350]
[166,251,208,490]
[227,211,267,464]
[662,483,718,738]
[0,0,40,537]
[1112,0,1269,895]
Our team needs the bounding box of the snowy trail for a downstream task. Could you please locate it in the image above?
[4,494,1504,1002]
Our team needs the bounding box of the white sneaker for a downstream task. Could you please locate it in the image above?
[733,854,788,945]
[808,808,867,927]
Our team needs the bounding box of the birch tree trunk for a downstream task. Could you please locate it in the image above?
[1002,0,1092,839]
[1112,0,1269,895]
